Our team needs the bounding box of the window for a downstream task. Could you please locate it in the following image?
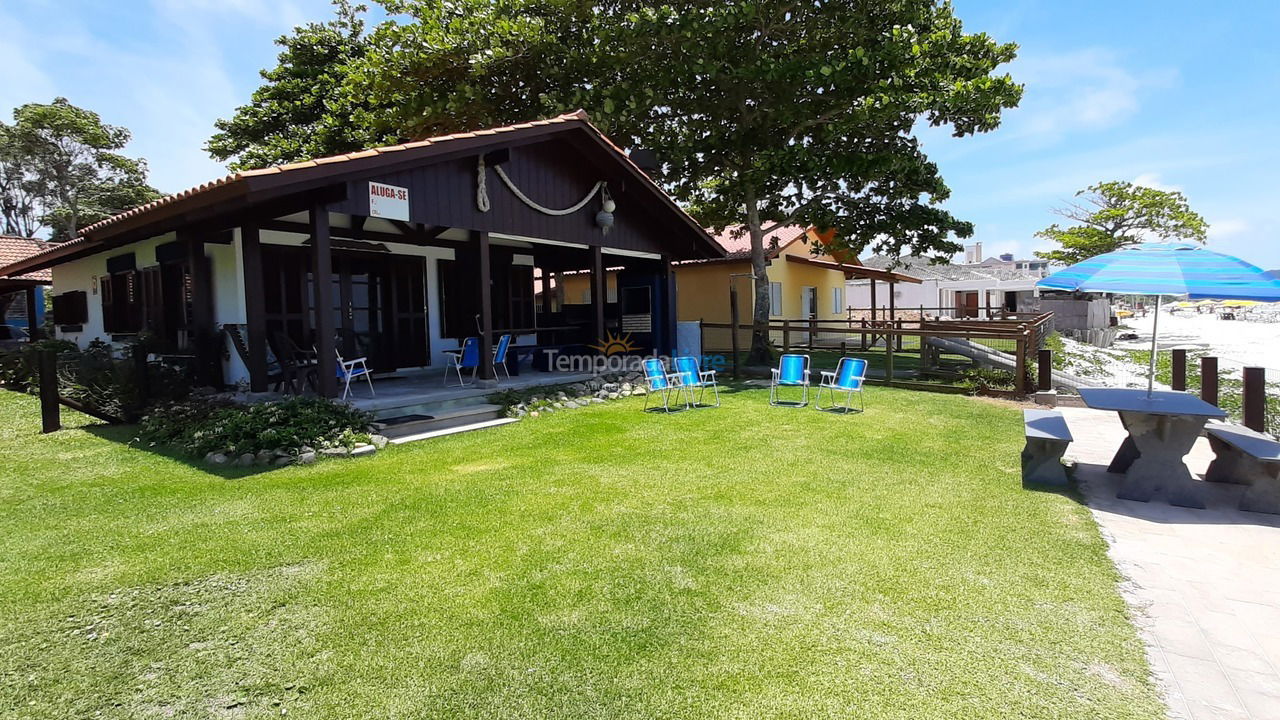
[769,282,782,316]
[52,291,88,325]
[101,270,142,334]
[831,286,843,315]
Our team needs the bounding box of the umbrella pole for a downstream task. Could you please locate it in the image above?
[1148,295,1161,396]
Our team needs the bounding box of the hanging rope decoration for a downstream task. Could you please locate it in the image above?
[476,154,615,233]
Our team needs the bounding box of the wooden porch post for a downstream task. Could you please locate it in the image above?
[664,257,678,356]
[24,286,40,340]
[311,205,338,397]
[475,231,495,380]
[240,223,269,392]
[869,279,877,323]
[590,245,605,347]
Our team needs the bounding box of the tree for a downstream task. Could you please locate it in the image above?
[1034,181,1208,266]
[1,98,160,241]
[207,1,378,170]
[589,2,1021,361]
[212,0,1021,362]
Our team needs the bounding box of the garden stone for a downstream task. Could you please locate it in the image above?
[273,456,294,467]
[620,390,631,397]
[602,382,620,392]
[351,445,376,457]
[237,453,256,467]
[300,445,315,455]
[632,387,647,396]
[564,401,579,409]
[320,447,350,458]
[607,392,620,400]
[590,397,605,404]
[530,411,539,418]
[621,383,633,392]
[296,451,316,465]
[255,450,274,465]
[369,435,389,450]
[207,452,230,466]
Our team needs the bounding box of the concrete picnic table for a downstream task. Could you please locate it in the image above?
[1078,387,1227,508]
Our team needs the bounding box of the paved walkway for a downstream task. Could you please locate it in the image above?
[1060,407,1280,720]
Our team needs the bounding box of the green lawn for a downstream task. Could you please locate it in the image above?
[0,387,1163,719]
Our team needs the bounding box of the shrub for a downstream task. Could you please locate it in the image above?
[959,367,1018,394]
[138,396,373,457]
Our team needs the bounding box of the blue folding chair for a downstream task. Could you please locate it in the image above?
[673,356,719,408]
[443,337,480,386]
[492,333,512,382]
[816,357,867,413]
[770,354,810,407]
[335,348,374,400]
[642,357,685,412]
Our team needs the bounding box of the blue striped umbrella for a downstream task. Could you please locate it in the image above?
[1036,242,1280,394]
[1036,242,1280,300]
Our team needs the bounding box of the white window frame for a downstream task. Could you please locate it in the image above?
[769,282,782,316]
[831,286,842,315]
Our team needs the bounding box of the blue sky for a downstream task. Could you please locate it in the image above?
[2,0,1277,270]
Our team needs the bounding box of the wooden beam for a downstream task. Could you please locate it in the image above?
[540,270,552,314]
[241,223,269,392]
[260,218,456,250]
[590,245,605,347]
[475,231,495,380]
[311,205,338,397]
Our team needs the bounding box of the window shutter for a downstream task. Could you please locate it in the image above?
[769,282,782,316]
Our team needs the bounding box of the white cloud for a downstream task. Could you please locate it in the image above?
[1132,172,1181,192]
[1207,218,1249,240]
[1001,48,1178,144]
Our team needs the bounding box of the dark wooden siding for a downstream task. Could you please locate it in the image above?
[330,137,695,258]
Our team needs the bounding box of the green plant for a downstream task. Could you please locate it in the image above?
[138,396,373,457]
[959,367,1018,394]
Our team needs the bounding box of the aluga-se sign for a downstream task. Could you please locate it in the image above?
[369,182,409,221]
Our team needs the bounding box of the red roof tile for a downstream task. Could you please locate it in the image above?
[0,236,52,282]
[705,225,809,260]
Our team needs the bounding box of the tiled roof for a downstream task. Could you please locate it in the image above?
[706,225,809,260]
[860,254,1043,283]
[2,109,725,277]
[69,110,593,243]
[0,236,52,282]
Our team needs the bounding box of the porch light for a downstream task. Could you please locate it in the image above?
[596,188,616,235]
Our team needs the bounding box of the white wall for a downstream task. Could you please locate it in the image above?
[844,278,941,311]
[52,232,179,348]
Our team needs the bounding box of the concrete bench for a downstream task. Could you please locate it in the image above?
[1205,423,1280,515]
[1022,409,1073,486]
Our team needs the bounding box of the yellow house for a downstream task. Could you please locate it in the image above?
[557,226,853,351]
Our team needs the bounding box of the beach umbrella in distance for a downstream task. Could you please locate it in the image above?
[1036,242,1280,395]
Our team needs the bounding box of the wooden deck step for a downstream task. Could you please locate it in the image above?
[387,417,519,445]
[375,403,508,442]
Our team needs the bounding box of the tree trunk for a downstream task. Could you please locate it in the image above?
[744,193,772,365]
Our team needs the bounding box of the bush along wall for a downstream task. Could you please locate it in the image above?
[136,395,383,468]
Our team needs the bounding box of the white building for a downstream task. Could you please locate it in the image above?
[845,252,1047,318]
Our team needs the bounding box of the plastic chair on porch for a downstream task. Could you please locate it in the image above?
[443,337,480,387]
[492,333,513,382]
[769,354,811,407]
[815,357,867,413]
[335,348,374,400]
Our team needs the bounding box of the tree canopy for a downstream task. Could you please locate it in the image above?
[1033,181,1209,266]
[210,0,1022,360]
[1,98,160,241]
[207,1,374,171]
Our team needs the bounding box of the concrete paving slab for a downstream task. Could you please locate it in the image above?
[1058,407,1280,720]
